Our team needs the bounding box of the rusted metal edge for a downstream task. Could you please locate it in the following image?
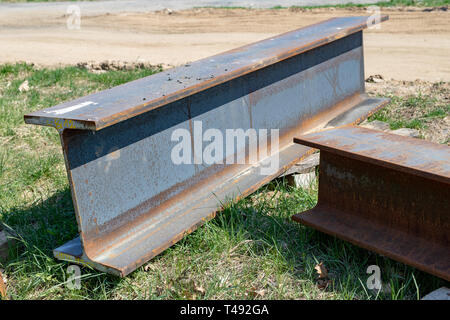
[0,270,7,299]
[23,15,388,132]
[293,125,450,184]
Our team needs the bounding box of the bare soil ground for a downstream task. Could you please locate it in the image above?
[1,6,449,82]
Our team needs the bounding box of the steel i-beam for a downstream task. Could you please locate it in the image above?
[25,16,388,276]
[292,126,450,281]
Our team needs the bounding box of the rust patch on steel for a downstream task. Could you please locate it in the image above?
[293,126,450,281]
[23,16,388,132]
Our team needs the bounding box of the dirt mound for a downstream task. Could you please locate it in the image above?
[76,61,168,73]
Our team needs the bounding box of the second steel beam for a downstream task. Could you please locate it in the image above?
[293,126,450,281]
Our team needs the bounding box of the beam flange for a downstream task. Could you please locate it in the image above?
[293,126,450,281]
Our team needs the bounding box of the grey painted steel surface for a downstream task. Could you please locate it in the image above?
[25,17,388,276]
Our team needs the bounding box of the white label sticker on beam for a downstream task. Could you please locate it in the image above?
[45,101,98,115]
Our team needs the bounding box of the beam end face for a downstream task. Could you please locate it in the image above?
[293,126,450,281]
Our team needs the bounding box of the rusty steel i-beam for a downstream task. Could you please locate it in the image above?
[25,16,388,276]
[293,126,450,281]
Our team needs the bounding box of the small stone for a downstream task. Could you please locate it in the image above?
[360,120,390,132]
[18,80,29,92]
[365,74,384,83]
[391,128,420,138]
[422,287,450,300]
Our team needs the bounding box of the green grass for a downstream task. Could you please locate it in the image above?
[368,91,450,136]
[0,63,448,300]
